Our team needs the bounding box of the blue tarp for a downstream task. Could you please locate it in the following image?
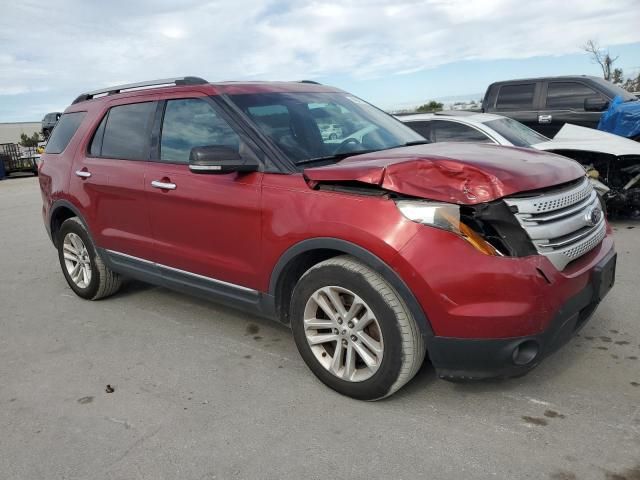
[597,95,640,139]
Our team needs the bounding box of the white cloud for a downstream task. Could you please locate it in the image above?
[1,0,639,119]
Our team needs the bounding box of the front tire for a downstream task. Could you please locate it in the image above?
[290,256,426,400]
[57,217,122,300]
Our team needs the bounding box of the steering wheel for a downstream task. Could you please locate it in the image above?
[333,137,361,155]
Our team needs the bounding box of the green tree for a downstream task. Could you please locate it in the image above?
[623,73,640,93]
[612,68,624,85]
[416,101,443,113]
[19,132,41,147]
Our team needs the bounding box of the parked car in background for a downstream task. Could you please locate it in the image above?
[401,111,640,216]
[481,76,638,138]
[320,123,343,140]
[39,77,615,400]
[41,112,62,138]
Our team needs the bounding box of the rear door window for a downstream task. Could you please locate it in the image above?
[44,112,86,154]
[99,102,156,160]
[496,83,536,109]
[545,82,604,109]
[431,120,493,143]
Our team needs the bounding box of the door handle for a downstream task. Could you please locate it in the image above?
[538,114,552,124]
[151,180,177,190]
[75,169,91,178]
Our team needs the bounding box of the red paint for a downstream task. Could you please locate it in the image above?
[39,81,614,343]
[305,143,586,204]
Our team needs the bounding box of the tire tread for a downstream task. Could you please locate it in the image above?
[61,217,122,300]
[302,255,426,399]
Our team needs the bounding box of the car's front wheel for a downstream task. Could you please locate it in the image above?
[291,256,426,400]
[57,217,122,300]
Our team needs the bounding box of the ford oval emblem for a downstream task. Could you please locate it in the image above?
[585,207,602,226]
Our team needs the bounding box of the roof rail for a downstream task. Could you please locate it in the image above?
[299,80,321,84]
[71,76,208,104]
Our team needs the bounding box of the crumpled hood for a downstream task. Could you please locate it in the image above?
[533,123,640,157]
[304,143,585,204]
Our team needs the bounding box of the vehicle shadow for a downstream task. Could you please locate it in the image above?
[0,172,38,181]
[115,279,159,298]
[116,278,292,336]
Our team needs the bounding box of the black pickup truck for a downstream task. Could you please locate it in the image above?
[482,75,638,137]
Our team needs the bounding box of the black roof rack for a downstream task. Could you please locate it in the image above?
[71,76,208,104]
[299,80,321,84]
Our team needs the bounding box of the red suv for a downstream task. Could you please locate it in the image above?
[39,77,616,400]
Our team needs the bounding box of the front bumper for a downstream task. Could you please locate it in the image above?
[428,249,617,380]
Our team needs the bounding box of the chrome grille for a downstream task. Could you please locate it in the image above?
[504,177,606,270]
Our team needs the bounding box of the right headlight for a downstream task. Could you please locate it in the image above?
[395,200,501,256]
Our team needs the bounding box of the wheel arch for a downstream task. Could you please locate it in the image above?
[49,200,93,248]
[268,237,434,338]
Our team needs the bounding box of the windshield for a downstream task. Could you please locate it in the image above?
[228,92,425,164]
[484,117,549,147]
[591,77,638,102]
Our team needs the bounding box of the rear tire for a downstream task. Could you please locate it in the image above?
[290,255,426,400]
[57,217,122,300]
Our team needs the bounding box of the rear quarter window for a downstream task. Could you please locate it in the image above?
[44,112,86,154]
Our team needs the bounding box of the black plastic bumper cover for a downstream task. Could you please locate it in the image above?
[428,249,617,381]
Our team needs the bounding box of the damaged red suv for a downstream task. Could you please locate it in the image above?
[39,77,616,400]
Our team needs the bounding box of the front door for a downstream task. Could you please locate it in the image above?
[537,81,606,137]
[145,97,263,291]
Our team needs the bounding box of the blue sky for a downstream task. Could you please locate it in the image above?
[1,0,640,122]
[326,42,640,110]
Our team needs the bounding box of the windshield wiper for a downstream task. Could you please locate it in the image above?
[296,150,377,165]
[296,141,431,166]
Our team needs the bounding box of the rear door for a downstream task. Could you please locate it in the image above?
[70,100,156,259]
[491,82,541,131]
[145,95,263,291]
[537,80,607,137]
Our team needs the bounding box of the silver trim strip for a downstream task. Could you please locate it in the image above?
[536,218,604,248]
[105,249,258,294]
[189,165,223,171]
[522,191,597,223]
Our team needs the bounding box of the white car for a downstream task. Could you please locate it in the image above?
[320,123,343,140]
[400,112,640,216]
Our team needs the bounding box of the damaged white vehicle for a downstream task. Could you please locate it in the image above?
[401,112,640,216]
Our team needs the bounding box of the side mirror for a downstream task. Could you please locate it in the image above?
[189,146,259,174]
[584,97,609,112]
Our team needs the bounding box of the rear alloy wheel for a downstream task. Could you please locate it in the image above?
[57,217,122,300]
[291,255,426,400]
[63,232,92,288]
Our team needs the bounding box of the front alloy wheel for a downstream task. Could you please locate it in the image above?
[291,256,426,400]
[304,286,384,382]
